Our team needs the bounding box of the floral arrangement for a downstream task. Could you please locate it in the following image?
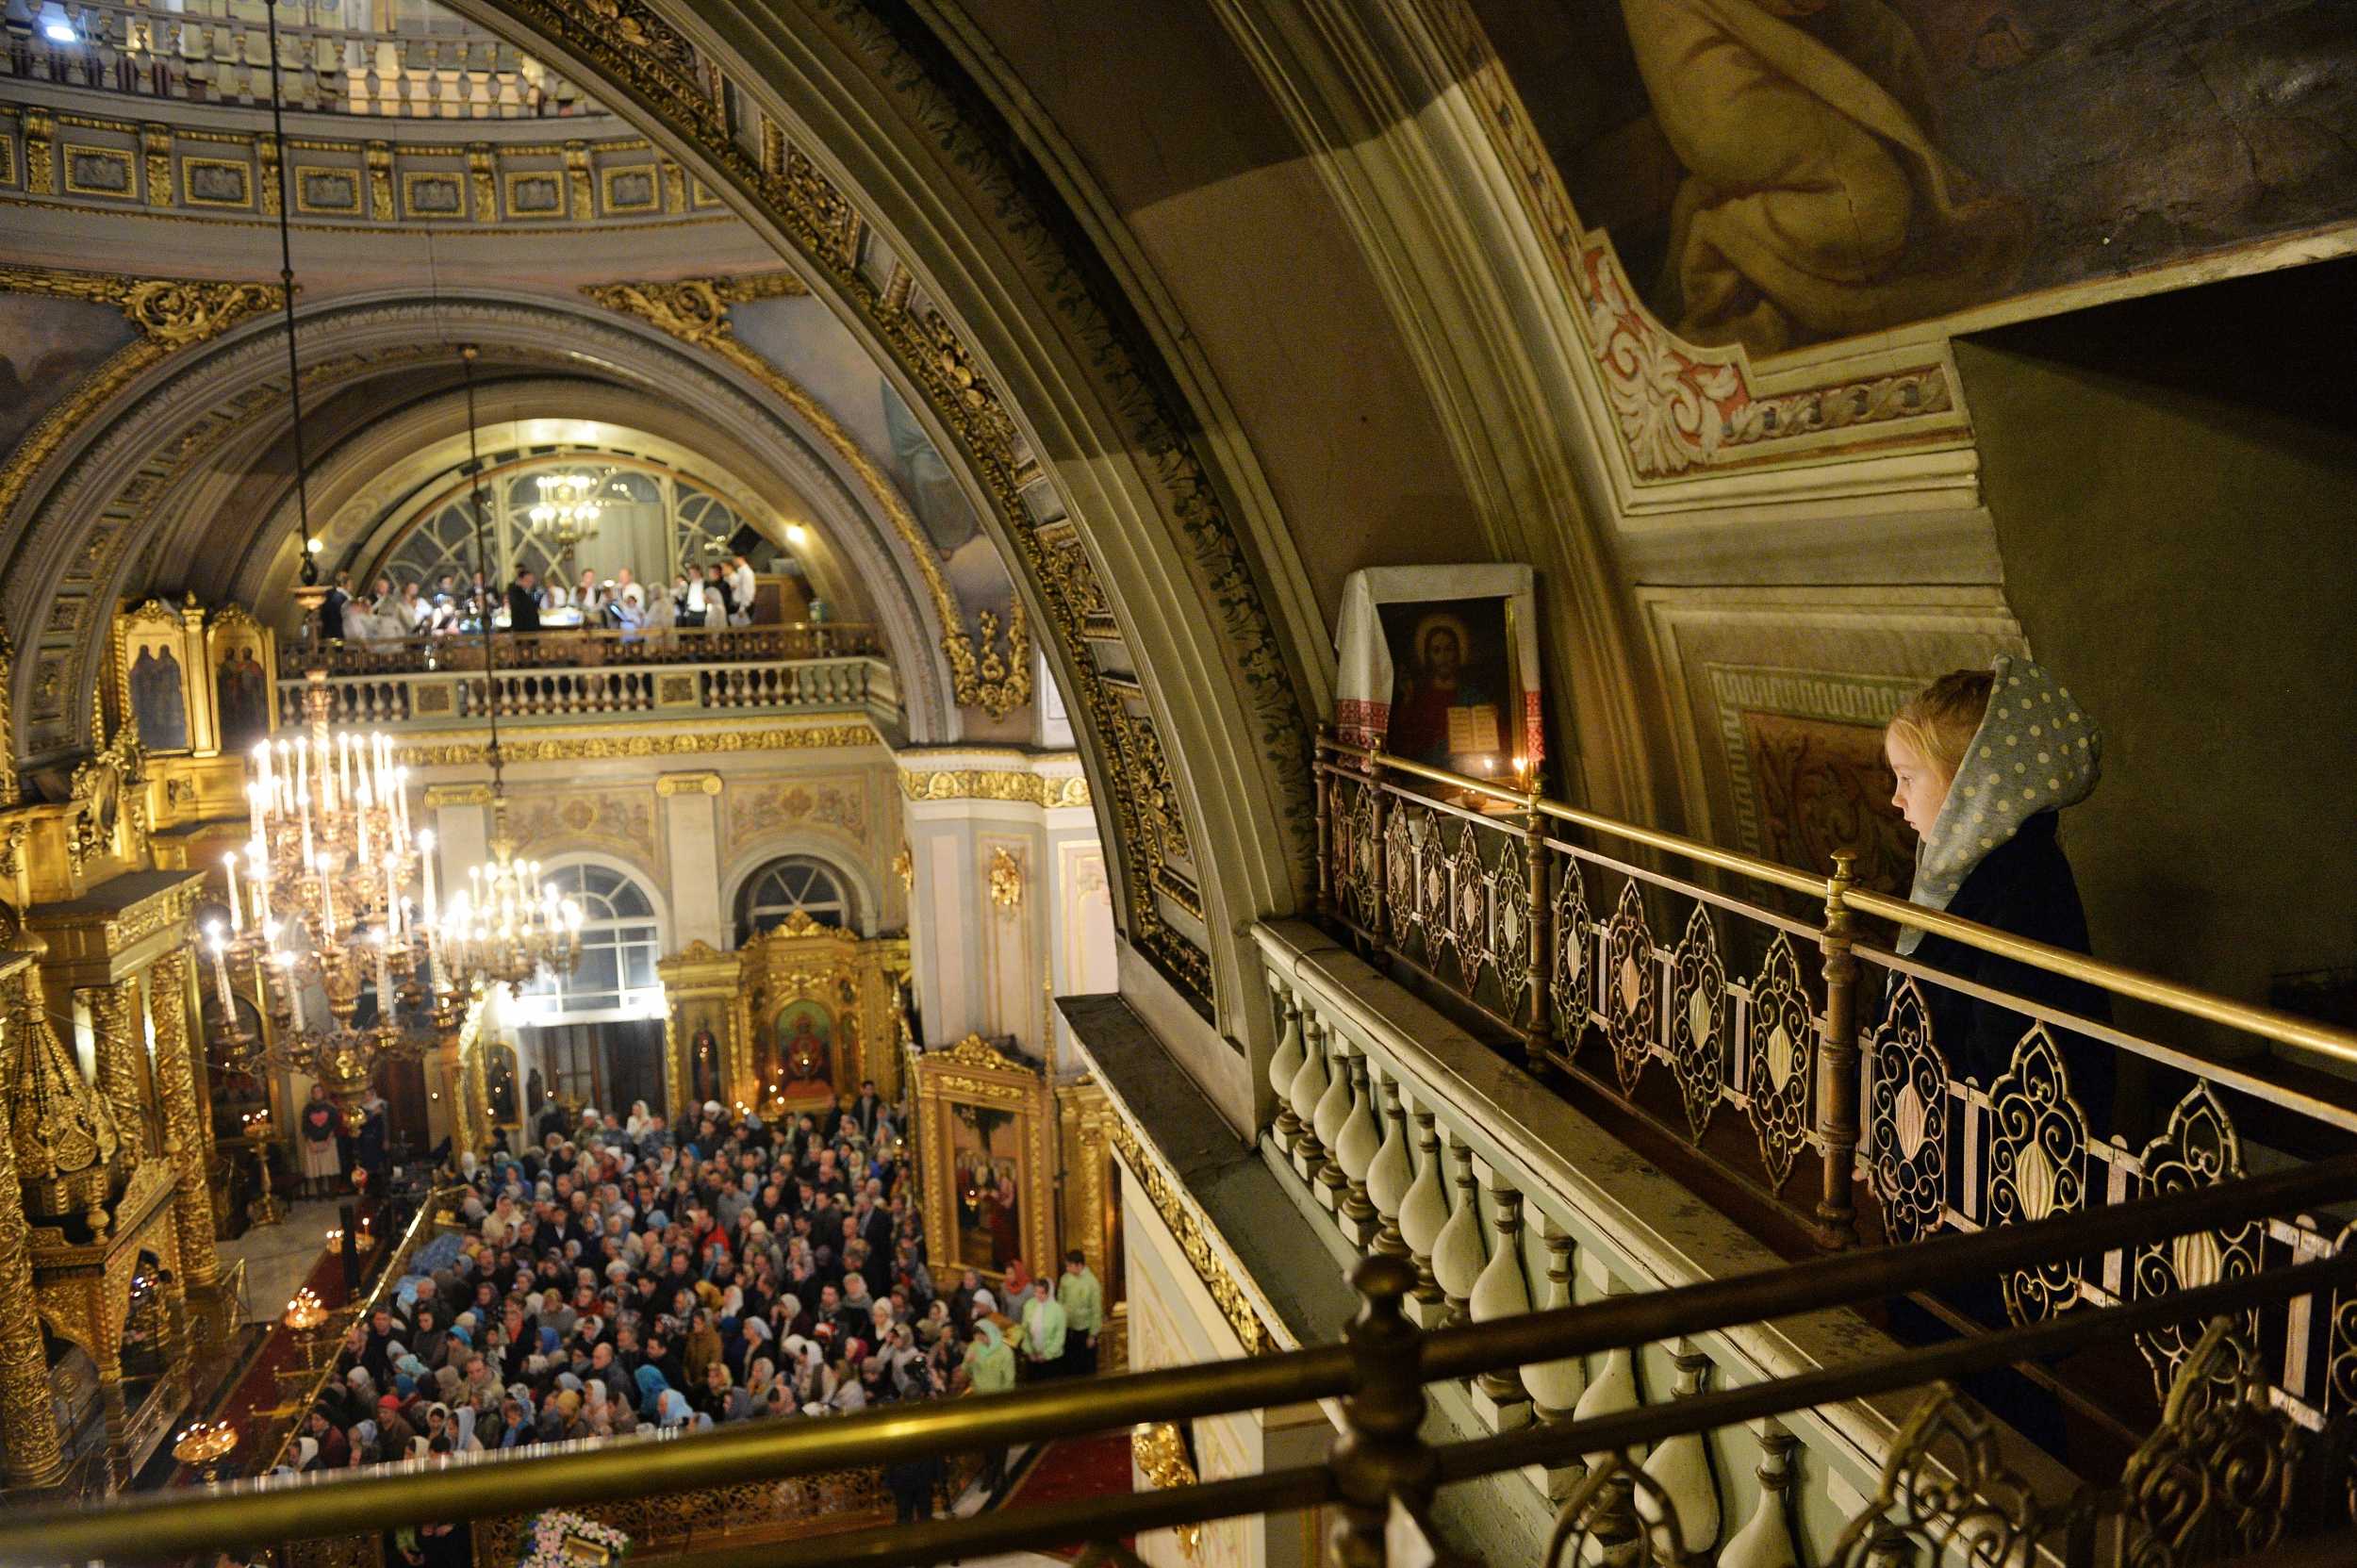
[519,1511,631,1568]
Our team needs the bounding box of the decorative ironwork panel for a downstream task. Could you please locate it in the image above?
[1385,802,1421,950]
[1550,853,1591,1054]
[2331,1218,2357,1425]
[1827,1384,2094,1567]
[1449,821,1491,994]
[1745,933,1814,1192]
[1666,905,1727,1141]
[1493,835,1534,1022]
[1603,880,1658,1094]
[1987,1024,2089,1324]
[1335,778,1377,932]
[2133,1082,2261,1402]
[1867,979,1948,1245]
[2118,1322,2306,1568]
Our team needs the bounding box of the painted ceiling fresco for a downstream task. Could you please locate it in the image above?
[1472,0,2357,357]
[0,292,138,460]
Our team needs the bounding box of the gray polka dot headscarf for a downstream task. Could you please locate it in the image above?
[1899,654,2101,955]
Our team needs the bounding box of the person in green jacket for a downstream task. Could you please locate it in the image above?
[963,1318,1016,1395]
[1020,1278,1067,1378]
[1057,1249,1103,1378]
[961,1319,1015,1494]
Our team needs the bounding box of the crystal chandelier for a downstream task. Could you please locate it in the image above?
[528,470,605,543]
[432,348,585,993]
[198,0,428,1132]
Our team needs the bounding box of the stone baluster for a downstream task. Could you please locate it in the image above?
[1396,1102,1450,1326]
[1333,1049,1382,1245]
[1310,1025,1356,1213]
[1286,1012,1331,1185]
[1638,1343,1723,1558]
[1364,1069,1413,1260]
[1429,1137,1485,1328]
[1265,975,1305,1152]
[1720,1423,1799,1568]
[1573,1264,1643,1473]
[1521,1222,1587,1492]
[1468,1172,1533,1429]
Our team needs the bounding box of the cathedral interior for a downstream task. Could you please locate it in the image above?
[0,0,2353,1564]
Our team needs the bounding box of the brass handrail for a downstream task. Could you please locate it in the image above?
[256,1190,464,1472]
[9,1153,2352,1561]
[1316,734,2357,1068]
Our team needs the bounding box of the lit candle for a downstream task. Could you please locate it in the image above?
[375,927,394,1015]
[207,927,235,1017]
[223,853,243,932]
[251,845,272,928]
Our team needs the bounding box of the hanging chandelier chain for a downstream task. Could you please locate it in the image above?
[263,0,317,587]
[459,346,506,809]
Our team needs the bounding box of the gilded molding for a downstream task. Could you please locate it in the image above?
[1103,1114,1273,1356]
[0,618,17,807]
[395,720,879,767]
[654,770,723,797]
[940,601,1031,719]
[897,765,1090,810]
[986,847,1023,911]
[423,782,496,807]
[0,266,281,536]
[145,948,220,1289]
[0,970,68,1486]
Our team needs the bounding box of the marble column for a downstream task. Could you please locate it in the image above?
[146,949,220,1289]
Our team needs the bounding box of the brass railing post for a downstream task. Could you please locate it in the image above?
[1366,753,1390,955]
[1314,727,1335,920]
[1522,778,1554,1066]
[1813,850,1862,1249]
[1328,1255,1434,1568]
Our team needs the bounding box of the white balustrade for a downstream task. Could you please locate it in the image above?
[274,654,891,733]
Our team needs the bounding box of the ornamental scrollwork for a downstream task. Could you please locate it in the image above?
[941,602,1032,718]
[1744,933,1813,1192]
[1666,903,1725,1142]
[2118,1320,2306,1568]
[1987,1024,2089,1324]
[1602,880,1657,1095]
[1825,1383,2093,1567]
[1867,977,1948,1246]
[1102,1114,1272,1356]
[2133,1081,2261,1401]
[1549,851,1591,1051]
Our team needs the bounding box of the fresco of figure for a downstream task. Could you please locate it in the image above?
[1618,0,2027,355]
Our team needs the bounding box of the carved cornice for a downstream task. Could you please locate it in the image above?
[394,720,879,767]
[897,761,1090,810]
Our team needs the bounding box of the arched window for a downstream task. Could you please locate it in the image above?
[517,863,663,1019]
[736,855,854,943]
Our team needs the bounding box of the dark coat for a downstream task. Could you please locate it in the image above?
[1898,810,2114,1124]
[506,581,542,634]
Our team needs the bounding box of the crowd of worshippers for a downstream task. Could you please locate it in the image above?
[283,1095,1105,1475]
[319,553,764,648]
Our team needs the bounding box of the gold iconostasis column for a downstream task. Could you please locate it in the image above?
[0,954,68,1489]
[146,949,218,1290]
[87,977,148,1162]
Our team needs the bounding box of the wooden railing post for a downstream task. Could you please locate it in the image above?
[1366,753,1390,954]
[1314,727,1335,920]
[1813,850,1862,1250]
[1328,1255,1434,1568]
[1522,779,1554,1067]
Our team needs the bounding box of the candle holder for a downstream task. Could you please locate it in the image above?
[241,1114,286,1227]
[173,1419,239,1484]
[282,1286,329,1367]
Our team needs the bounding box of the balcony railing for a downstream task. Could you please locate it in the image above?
[1308,733,2357,1432]
[5,1162,2354,1568]
[277,629,896,730]
[2,0,588,118]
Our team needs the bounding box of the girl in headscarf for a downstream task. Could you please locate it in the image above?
[635,1362,670,1419]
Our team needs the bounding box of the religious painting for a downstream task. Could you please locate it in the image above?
[182,157,252,207]
[602,166,658,213]
[62,145,133,198]
[768,998,835,1098]
[950,1102,1023,1272]
[295,168,360,214]
[403,172,464,218]
[208,604,276,752]
[0,291,140,461]
[117,607,196,754]
[1335,564,1543,787]
[1467,0,2357,358]
[506,173,564,217]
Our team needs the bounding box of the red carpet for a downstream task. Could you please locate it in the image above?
[163,1240,357,1486]
[999,1430,1134,1559]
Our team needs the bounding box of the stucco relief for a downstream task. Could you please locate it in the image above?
[506,788,660,870]
[1707,665,1919,892]
[723,773,872,863]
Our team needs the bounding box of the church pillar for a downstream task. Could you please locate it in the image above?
[655,773,726,951]
[0,955,68,1490]
[146,949,220,1290]
[87,977,147,1162]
